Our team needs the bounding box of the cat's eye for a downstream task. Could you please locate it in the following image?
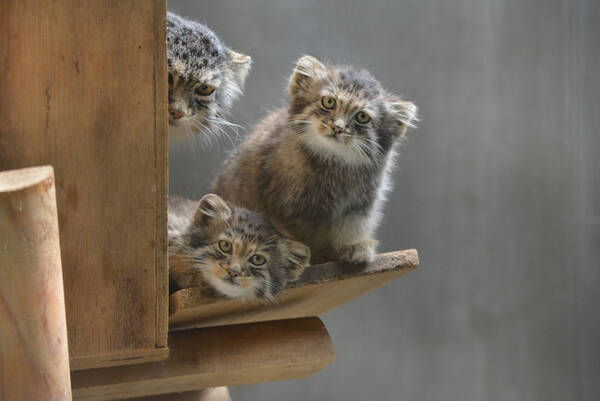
[355,111,371,124]
[218,240,232,253]
[321,96,337,110]
[195,84,215,96]
[249,254,266,266]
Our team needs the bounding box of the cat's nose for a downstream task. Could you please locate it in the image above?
[226,263,241,278]
[169,108,185,120]
[332,121,345,135]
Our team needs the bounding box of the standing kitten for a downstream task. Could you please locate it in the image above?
[167,12,251,137]
[213,55,417,264]
[168,194,310,300]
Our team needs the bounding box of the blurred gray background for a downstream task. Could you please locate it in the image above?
[167,0,599,400]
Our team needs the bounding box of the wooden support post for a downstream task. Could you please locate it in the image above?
[0,166,72,400]
[125,388,231,401]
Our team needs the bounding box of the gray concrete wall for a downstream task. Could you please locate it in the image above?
[167,1,600,400]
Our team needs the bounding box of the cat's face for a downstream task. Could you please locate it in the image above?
[288,55,417,165]
[185,194,310,300]
[166,13,251,137]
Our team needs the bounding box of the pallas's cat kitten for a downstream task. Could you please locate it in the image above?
[214,55,417,264]
[167,12,251,138]
[168,194,310,300]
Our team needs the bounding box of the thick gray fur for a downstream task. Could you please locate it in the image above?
[167,12,251,137]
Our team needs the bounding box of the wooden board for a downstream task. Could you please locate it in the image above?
[0,0,168,369]
[169,249,418,330]
[71,317,334,401]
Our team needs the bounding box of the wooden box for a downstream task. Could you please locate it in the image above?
[0,0,168,370]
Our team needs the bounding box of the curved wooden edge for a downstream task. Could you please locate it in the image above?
[169,249,418,330]
[0,165,54,192]
[71,317,334,401]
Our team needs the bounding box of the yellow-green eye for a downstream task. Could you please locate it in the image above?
[218,240,232,253]
[356,111,371,124]
[321,96,337,110]
[195,84,215,96]
[249,254,266,266]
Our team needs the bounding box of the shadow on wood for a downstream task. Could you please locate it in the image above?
[169,249,419,330]
[71,317,334,401]
[125,388,231,401]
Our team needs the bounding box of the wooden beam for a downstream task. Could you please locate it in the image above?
[169,249,419,330]
[0,166,72,400]
[71,317,334,401]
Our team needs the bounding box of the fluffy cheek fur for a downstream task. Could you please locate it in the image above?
[294,104,379,165]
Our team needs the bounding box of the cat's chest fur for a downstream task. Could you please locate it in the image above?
[258,129,385,223]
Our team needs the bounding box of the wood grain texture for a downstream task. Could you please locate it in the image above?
[0,0,168,369]
[0,166,72,400]
[125,388,231,401]
[71,317,334,401]
[169,249,418,330]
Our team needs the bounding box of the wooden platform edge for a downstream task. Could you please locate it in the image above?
[71,317,334,401]
[70,347,169,371]
[169,249,419,329]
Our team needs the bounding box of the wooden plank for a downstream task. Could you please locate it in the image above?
[71,317,334,401]
[0,166,72,400]
[153,0,169,351]
[0,0,168,369]
[169,249,418,330]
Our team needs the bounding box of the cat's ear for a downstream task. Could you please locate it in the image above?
[283,239,311,282]
[228,49,252,88]
[194,193,232,233]
[386,97,418,137]
[288,55,328,97]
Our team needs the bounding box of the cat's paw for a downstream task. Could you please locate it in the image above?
[338,239,377,264]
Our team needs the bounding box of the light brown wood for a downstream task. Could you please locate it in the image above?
[0,166,72,400]
[125,388,231,401]
[71,317,334,401]
[169,249,418,330]
[0,0,169,369]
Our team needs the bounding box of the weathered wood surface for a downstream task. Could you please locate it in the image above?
[124,388,231,401]
[71,317,334,401]
[169,249,418,330]
[0,0,169,369]
[0,166,72,400]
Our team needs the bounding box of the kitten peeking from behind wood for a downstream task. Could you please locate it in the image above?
[166,12,251,138]
[214,55,418,265]
[168,194,310,300]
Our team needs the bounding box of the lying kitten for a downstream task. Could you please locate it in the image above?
[168,194,310,300]
[214,55,417,264]
[167,12,251,137]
